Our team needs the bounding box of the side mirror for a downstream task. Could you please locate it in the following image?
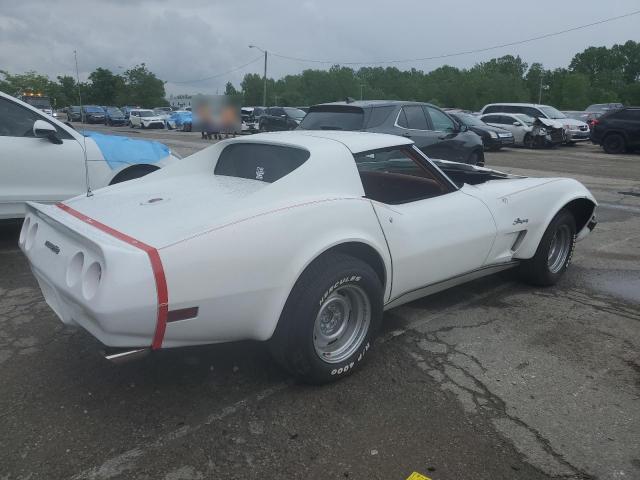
[513,121,521,126]
[33,120,62,144]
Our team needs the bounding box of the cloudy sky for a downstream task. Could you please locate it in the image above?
[1,0,638,96]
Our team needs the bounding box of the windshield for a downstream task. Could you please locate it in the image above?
[85,106,103,113]
[107,107,123,114]
[284,107,306,119]
[539,106,566,119]
[298,107,364,130]
[515,114,534,125]
[139,110,154,117]
[453,113,485,127]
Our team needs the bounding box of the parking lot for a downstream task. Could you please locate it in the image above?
[1,127,639,479]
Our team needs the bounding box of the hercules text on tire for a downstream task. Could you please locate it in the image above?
[269,253,383,384]
[519,209,576,286]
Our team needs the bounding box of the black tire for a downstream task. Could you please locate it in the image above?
[602,133,626,154]
[466,150,479,165]
[519,209,576,286]
[269,253,383,384]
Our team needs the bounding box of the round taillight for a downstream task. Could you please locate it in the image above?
[24,221,38,251]
[19,217,31,246]
[82,262,102,300]
[66,252,84,287]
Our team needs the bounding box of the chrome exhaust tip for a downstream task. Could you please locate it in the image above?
[103,347,150,364]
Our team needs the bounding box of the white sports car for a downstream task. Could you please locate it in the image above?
[0,92,179,219]
[20,131,597,383]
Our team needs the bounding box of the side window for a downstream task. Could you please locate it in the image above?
[403,106,429,130]
[354,147,450,204]
[482,115,497,123]
[366,106,394,128]
[483,106,499,114]
[614,109,640,121]
[0,97,39,137]
[497,116,511,124]
[424,106,454,132]
[523,107,542,118]
[396,109,408,128]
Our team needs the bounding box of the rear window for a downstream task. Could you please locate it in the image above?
[298,106,364,130]
[215,143,310,183]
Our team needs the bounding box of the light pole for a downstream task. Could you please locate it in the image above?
[249,45,267,106]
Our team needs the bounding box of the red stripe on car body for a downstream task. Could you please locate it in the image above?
[56,202,168,350]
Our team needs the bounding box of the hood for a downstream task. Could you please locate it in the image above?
[469,124,510,135]
[61,174,277,249]
[559,118,588,128]
[142,116,164,121]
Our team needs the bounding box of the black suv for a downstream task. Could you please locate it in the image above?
[298,101,484,165]
[591,107,640,154]
[259,107,306,131]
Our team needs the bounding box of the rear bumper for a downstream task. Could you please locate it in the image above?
[19,203,160,348]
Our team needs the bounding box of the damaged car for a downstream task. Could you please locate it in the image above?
[20,131,596,384]
[0,91,179,219]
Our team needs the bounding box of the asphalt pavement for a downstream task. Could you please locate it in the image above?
[1,126,638,480]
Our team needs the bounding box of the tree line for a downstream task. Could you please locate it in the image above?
[240,40,640,110]
[0,63,167,108]
[2,41,638,111]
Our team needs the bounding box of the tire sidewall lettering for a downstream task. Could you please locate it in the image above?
[319,275,362,306]
[330,341,370,376]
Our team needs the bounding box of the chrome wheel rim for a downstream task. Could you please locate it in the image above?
[313,285,370,364]
[548,225,572,273]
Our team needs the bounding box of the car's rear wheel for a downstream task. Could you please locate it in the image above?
[602,134,626,154]
[269,253,383,384]
[519,209,576,286]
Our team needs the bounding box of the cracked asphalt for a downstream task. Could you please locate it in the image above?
[1,127,639,480]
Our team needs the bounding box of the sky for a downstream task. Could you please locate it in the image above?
[1,0,639,96]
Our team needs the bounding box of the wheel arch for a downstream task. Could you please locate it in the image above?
[316,241,387,290]
[108,164,160,185]
[563,197,597,233]
[514,192,596,260]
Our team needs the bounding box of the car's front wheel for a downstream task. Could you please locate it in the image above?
[602,133,626,154]
[270,253,383,384]
[519,209,576,286]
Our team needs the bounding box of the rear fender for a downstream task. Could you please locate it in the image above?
[159,198,391,346]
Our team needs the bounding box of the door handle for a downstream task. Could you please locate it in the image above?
[402,132,411,137]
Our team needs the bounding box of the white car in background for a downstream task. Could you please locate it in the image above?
[20,131,597,384]
[0,91,179,219]
[480,113,535,146]
[129,109,165,129]
[480,103,590,144]
[153,108,173,124]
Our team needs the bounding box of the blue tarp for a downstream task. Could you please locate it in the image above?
[169,111,192,126]
[82,131,170,170]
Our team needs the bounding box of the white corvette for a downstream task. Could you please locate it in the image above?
[20,131,597,383]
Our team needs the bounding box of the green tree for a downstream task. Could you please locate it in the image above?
[87,68,123,105]
[121,64,166,107]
